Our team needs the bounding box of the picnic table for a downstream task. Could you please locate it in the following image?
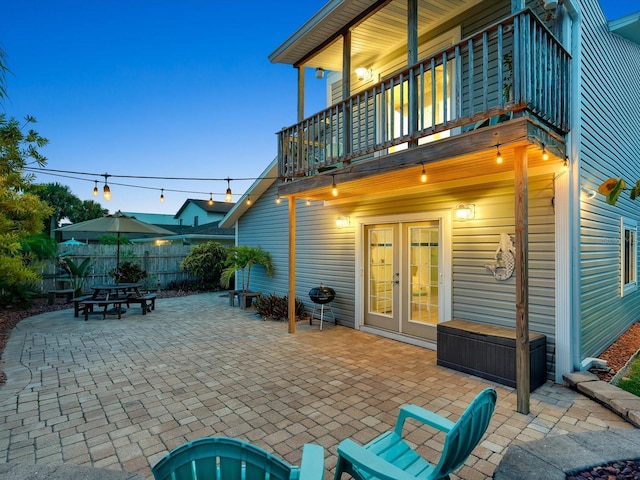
[73,283,157,320]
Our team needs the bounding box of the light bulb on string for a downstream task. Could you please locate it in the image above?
[225,178,232,203]
[420,162,427,183]
[160,188,165,203]
[246,195,252,206]
[275,193,281,204]
[92,180,98,197]
[331,174,338,197]
[103,174,111,201]
[542,143,549,161]
[208,193,214,206]
[495,144,503,164]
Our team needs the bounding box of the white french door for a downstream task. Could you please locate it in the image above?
[360,213,451,344]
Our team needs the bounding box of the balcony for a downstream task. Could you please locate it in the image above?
[277,9,570,182]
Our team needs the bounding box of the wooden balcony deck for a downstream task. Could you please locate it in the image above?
[277,8,570,192]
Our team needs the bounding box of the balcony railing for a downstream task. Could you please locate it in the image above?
[277,9,570,179]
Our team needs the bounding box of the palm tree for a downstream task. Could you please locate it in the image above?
[222,246,274,292]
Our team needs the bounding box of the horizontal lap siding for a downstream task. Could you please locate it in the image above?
[578,0,640,358]
[347,173,555,357]
[240,172,555,375]
[238,185,356,326]
[452,176,555,334]
[451,175,556,377]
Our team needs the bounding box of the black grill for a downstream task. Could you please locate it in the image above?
[309,285,336,304]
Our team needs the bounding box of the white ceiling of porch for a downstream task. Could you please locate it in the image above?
[269,0,482,72]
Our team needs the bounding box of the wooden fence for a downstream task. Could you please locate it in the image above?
[40,244,194,292]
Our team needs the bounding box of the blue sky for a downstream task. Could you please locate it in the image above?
[1,0,637,215]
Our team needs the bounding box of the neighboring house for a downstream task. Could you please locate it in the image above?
[220,0,640,384]
[127,201,236,245]
[174,199,235,227]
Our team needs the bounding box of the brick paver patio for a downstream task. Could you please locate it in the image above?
[0,292,634,479]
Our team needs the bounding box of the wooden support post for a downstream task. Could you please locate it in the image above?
[407,0,418,146]
[297,66,305,122]
[342,30,352,156]
[514,145,530,414]
[288,196,297,334]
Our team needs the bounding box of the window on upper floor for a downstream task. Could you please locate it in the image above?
[621,217,637,297]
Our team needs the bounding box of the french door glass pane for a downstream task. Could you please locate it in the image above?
[369,228,393,316]
[409,226,439,325]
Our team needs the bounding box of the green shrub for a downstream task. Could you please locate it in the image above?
[165,279,202,292]
[111,261,147,284]
[0,282,40,308]
[254,293,306,321]
[180,241,228,290]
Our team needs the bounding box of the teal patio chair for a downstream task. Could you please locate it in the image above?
[334,388,497,480]
[152,436,324,480]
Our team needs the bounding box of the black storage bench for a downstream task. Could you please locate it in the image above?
[437,319,547,390]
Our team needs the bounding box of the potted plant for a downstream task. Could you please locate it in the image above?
[221,246,274,307]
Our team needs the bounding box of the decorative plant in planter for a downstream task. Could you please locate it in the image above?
[221,246,274,306]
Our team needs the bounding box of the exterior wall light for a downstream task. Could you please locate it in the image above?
[455,203,475,221]
[336,216,351,228]
[355,67,372,82]
[315,67,325,79]
[581,186,596,199]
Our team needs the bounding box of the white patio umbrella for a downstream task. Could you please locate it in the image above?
[56,211,175,273]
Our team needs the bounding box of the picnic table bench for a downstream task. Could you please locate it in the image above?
[126,293,157,314]
[80,299,125,321]
[71,295,93,318]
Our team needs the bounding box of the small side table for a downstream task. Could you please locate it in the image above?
[229,290,261,310]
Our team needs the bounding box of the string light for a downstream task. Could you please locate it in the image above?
[331,174,338,197]
[275,193,281,204]
[495,144,503,164]
[92,180,98,197]
[225,178,232,203]
[160,188,165,203]
[103,174,111,201]
[542,143,549,161]
[246,195,252,206]
[563,156,569,171]
[306,198,311,206]
[420,162,427,183]
[208,193,214,205]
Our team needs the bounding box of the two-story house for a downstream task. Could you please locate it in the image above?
[220,0,640,386]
